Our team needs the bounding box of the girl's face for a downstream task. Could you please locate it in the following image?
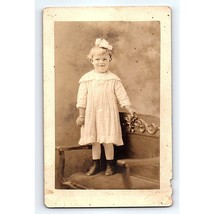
[91,52,111,73]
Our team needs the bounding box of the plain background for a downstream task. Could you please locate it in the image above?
[1,0,214,213]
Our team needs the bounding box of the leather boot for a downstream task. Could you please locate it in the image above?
[105,160,115,176]
[86,159,101,176]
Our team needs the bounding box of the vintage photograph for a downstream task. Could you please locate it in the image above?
[43,7,172,207]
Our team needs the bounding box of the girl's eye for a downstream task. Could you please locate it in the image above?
[103,58,107,61]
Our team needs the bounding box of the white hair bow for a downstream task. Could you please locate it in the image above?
[95,38,113,50]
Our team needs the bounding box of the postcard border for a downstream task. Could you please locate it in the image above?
[43,6,172,207]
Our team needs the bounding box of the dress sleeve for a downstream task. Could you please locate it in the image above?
[76,82,87,108]
[114,80,131,107]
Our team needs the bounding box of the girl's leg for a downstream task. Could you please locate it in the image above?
[103,143,115,176]
[86,143,101,176]
[103,143,114,160]
[92,143,101,160]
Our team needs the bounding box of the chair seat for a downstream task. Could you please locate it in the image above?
[62,172,159,189]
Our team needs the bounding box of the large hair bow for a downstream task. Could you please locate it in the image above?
[95,38,113,50]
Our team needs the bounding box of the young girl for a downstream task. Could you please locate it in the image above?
[76,38,135,176]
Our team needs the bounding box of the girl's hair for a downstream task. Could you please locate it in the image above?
[87,46,112,61]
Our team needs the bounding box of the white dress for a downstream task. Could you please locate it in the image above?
[76,70,131,146]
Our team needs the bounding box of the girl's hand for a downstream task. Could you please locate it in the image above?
[129,108,137,117]
[76,116,85,127]
[125,105,137,117]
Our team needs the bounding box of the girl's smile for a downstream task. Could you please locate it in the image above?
[91,53,111,73]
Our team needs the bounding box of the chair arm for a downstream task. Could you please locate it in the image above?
[56,145,92,152]
[116,157,159,188]
[117,157,159,167]
[56,145,92,183]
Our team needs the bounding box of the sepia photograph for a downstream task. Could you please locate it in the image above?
[43,6,172,207]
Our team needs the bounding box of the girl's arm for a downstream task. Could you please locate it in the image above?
[78,107,86,117]
[76,82,87,127]
[115,80,137,116]
[76,107,85,127]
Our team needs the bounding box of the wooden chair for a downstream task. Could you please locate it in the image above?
[56,112,160,189]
